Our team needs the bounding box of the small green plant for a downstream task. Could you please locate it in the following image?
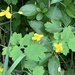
[0,0,75,75]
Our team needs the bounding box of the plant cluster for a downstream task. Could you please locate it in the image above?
[0,0,75,75]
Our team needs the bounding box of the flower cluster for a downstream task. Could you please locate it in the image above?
[54,43,63,53]
[0,6,12,19]
[32,33,43,41]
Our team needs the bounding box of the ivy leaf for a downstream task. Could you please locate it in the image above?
[51,0,62,4]
[48,56,60,75]
[33,66,45,75]
[10,32,22,46]
[44,20,62,33]
[19,4,37,16]
[19,32,34,47]
[25,44,47,61]
[61,26,73,42]
[68,37,75,52]
[10,45,23,61]
[46,6,62,20]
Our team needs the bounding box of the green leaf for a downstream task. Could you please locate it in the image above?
[42,7,48,13]
[68,37,75,52]
[61,26,73,42]
[25,44,47,61]
[61,42,69,55]
[4,0,11,4]
[10,45,23,61]
[4,0,18,5]
[46,6,62,20]
[19,4,37,16]
[39,53,52,66]
[51,0,62,4]
[40,37,52,50]
[2,47,12,56]
[61,12,71,26]
[10,32,22,46]
[48,56,60,75]
[24,59,37,70]
[44,20,62,33]
[33,66,45,75]
[19,32,34,47]
[36,13,43,21]
[63,0,72,5]
[6,54,26,75]
[54,32,60,40]
[36,8,41,12]
[66,8,75,18]
[12,0,18,5]
[36,0,48,6]
[29,20,47,34]
[64,69,75,75]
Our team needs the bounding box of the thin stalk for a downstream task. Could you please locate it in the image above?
[70,51,74,69]
[0,21,10,26]
[48,0,50,8]
[2,5,12,75]
[58,54,68,68]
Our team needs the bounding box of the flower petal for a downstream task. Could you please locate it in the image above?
[54,43,58,48]
[6,6,10,12]
[5,12,12,19]
[0,11,5,16]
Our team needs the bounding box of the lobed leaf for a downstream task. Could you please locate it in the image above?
[25,44,47,61]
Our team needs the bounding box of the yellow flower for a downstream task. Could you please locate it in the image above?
[0,6,12,19]
[32,33,43,41]
[0,67,3,72]
[54,43,63,53]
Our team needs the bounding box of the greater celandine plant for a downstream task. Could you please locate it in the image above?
[0,0,75,75]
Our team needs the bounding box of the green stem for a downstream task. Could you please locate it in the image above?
[48,0,50,8]
[2,5,12,75]
[58,54,68,68]
[70,51,74,69]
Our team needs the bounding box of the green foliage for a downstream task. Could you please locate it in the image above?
[51,0,62,4]
[36,13,43,21]
[4,0,18,5]
[19,32,34,47]
[33,66,45,75]
[61,26,73,42]
[68,37,75,51]
[25,44,47,61]
[29,20,47,34]
[0,0,75,75]
[44,20,62,33]
[46,6,62,20]
[10,45,23,61]
[48,56,60,75]
[10,32,22,46]
[19,4,37,17]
